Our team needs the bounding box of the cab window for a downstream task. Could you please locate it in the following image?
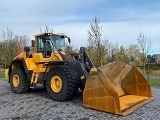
[37,37,44,52]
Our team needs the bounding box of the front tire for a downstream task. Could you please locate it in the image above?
[46,65,79,101]
[10,67,30,93]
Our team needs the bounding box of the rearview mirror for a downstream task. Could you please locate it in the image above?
[68,37,71,43]
[24,46,30,53]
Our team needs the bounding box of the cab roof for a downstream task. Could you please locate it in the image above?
[34,32,67,37]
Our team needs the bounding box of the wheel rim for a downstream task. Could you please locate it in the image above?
[12,74,20,87]
[50,75,62,93]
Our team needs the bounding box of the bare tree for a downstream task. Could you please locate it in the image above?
[40,25,54,33]
[87,17,108,67]
[14,35,30,54]
[137,32,152,73]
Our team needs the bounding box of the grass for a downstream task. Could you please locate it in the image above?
[0,70,5,78]
[149,79,160,87]
[0,74,4,78]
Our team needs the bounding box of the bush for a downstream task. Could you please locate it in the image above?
[146,63,160,70]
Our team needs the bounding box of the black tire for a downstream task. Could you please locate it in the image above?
[10,67,30,93]
[43,80,47,90]
[46,65,79,101]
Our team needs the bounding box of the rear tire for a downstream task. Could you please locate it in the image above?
[46,65,79,101]
[10,67,30,93]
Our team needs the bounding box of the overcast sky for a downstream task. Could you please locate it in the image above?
[0,0,160,54]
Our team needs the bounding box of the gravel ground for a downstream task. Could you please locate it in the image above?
[0,78,160,120]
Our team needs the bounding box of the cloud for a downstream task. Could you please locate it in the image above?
[101,21,160,54]
[0,0,159,54]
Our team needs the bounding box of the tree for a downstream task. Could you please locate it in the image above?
[40,25,54,33]
[126,44,141,65]
[0,28,29,68]
[117,46,127,61]
[0,28,16,68]
[14,35,30,54]
[107,43,119,62]
[137,32,152,73]
[87,17,108,67]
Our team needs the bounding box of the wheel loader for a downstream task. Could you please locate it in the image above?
[5,32,154,116]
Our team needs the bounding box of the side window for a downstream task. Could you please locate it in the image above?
[37,37,44,52]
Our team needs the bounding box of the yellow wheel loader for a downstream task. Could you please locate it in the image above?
[5,33,154,115]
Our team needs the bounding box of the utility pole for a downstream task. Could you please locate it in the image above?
[143,48,145,74]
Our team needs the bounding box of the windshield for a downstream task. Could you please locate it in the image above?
[49,35,65,51]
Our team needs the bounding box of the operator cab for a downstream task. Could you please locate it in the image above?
[34,33,70,58]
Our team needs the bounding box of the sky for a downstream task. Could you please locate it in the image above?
[0,0,160,54]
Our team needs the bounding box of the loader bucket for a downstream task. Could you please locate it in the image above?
[83,61,154,116]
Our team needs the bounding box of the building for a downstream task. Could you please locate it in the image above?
[153,54,160,63]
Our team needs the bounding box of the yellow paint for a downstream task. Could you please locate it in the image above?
[83,61,154,115]
[119,95,149,111]
[7,32,65,88]
[80,75,85,80]
[12,74,20,87]
[25,52,64,87]
[33,53,51,63]
[30,72,40,88]
[50,75,62,93]
[5,69,9,80]
[50,52,63,61]
[90,67,97,72]
[13,52,26,60]
[17,52,26,59]
[32,52,63,63]
[25,58,37,70]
